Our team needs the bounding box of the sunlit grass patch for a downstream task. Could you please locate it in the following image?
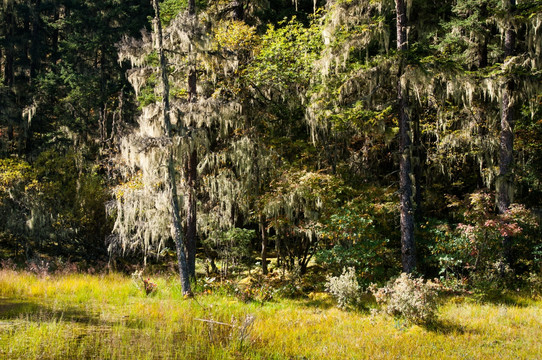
[1,269,541,359]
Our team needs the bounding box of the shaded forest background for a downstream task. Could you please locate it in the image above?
[1,0,541,291]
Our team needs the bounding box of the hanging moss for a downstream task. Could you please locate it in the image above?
[111,5,270,262]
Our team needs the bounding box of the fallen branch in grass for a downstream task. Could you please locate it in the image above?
[195,318,235,327]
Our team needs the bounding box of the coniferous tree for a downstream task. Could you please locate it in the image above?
[153,0,192,294]
[497,0,516,265]
[420,0,541,272]
[307,0,421,273]
[396,0,416,273]
[113,0,255,283]
[183,0,198,282]
[0,0,153,261]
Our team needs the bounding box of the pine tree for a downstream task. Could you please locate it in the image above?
[497,0,516,265]
[395,0,416,273]
[153,0,192,295]
[307,0,422,272]
[113,0,256,285]
[422,0,541,270]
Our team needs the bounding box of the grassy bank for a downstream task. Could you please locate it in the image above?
[0,270,541,359]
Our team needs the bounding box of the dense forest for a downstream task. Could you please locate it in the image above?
[1,0,541,296]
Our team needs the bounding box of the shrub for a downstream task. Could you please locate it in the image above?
[275,282,304,299]
[437,191,540,283]
[0,258,17,270]
[228,275,275,304]
[142,278,157,295]
[525,272,542,297]
[369,273,440,324]
[203,228,255,277]
[325,267,361,309]
[131,270,157,295]
[317,197,395,287]
[26,258,50,278]
[234,282,274,304]
[470,259,515,292]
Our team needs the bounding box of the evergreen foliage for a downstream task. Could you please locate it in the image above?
[0,0,540,295]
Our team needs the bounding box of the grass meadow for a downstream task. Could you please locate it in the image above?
[0,269,541,359]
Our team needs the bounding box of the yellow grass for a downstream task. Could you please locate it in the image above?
[0,270,541,359]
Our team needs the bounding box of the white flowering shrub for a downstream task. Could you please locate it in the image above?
[325,267,361,309]
[369,273,441,324]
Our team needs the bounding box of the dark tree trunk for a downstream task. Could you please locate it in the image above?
[187,0,196,102]
[184,149,197,281]
[477,37,488,69]
[4,4,14,88]
[30,0,41,81]
[260,215,268,275]
[4,45,13,87]
[476,2,489,70]
[396,0,416,273]
[498,0,516,266]
[188,0,195,16]
[413,110,423,222]
[7,124,14,142]
[23,8,30,79]
[183,0,198,281]
[51,7,60,64]
[231,1,244,20]
[2,7,14,150]
[16,6,30,155]
[152,0,192,296]
[188,68,197,102]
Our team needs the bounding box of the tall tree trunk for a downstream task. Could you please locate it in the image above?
[413,106,423,222]
[475,2,489,70]
[19,5,30,155]
[152,0,192,296]
[188,0,197,101]
[99,47,107,144]
[184,148,197,281]
[4,3,14,87]
[498,0,516,266]
[188,0,195,16]
[4,4,15,147]
[30,0,41,81]
[51,6,60,65]
[396,0,416,273]
[183,0,198,281]
[260,215,268,275]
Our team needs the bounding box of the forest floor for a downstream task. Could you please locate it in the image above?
[0,269,541,359]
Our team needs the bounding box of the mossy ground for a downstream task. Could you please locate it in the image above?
[0,269,541,359]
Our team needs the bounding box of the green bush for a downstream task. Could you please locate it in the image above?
[203,228,255,277]
[317,199,394,286]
